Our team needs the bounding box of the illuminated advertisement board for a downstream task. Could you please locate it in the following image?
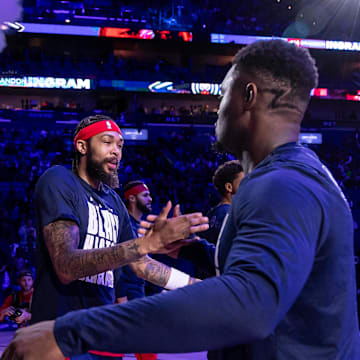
[100,80,151,92]
[99,28,192,41]
[6,22,192,41]
[1,75,360,102]
[3,22,360,49]
[0,76,92,89]
[211,33,360,52]
[100,80,193,94]
[148,81,191,94]
[190,83,221,95]
[122,128,148,141]
[299,133,322,144]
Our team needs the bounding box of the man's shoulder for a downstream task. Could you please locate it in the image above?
[245,163,319,189]
[35,165,79,196]
[38,165,75,183]
[236,167,317,207]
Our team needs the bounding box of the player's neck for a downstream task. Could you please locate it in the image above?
[219,194,232,205]
[128,207,143,222]
[77,166,101,190]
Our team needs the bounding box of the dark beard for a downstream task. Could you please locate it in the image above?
[136,198,152,214]
[86,150,119,189]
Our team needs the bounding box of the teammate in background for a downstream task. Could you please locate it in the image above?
[201,160,244,245]
[118,180,196,298]
[116,180,152,303]
[116,180,157,360]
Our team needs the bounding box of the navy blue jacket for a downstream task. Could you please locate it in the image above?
[54,143,360,359]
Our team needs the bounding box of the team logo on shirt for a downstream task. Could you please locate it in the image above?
[79,200,119,288]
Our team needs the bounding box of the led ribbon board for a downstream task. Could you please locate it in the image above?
[1,76,359,102]
[7,22,192,41]
[122,128,148,140]
[190,83,221,95]
[0,76,92,89]
[299,133,322,144]
[211,33,360,52]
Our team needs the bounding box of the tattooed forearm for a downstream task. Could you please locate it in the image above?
[130,257,202,287]
[43,220,143,284]
[130,256,171,287]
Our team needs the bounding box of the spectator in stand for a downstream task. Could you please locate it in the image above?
[0,270,33,327]
[0,252,10,304]
[8,249,29,288]
[18,218,36,250]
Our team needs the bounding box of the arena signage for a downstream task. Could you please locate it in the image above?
[325,40,360,51]
[7,23,192,42]
[0,77,92,89]
[190,82,221,95]
[211,33,360,52]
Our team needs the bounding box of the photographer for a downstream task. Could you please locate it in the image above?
[0,270,33,327]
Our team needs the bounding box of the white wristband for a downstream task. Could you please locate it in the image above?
[165,268,190,290]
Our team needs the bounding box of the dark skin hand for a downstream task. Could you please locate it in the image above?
[138,204,201,259]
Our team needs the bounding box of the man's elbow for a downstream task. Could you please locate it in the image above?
[251,319,276,341]
[240,311,277,342]
[55,269,75,285]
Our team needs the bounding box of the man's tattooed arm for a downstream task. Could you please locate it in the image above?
[130,256,200,288]
[43,220,144,284]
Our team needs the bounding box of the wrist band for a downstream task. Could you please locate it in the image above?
[165,268,190,290]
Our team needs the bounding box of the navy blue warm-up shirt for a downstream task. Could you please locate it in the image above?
[31,166,134,323]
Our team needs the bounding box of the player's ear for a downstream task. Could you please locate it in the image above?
[225,182,232,193]
[243,82,257,110]
[75,140,87,155]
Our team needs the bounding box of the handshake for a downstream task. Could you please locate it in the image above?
[135,201,209,256]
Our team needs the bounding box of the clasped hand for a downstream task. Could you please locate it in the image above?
[138,201,208,255]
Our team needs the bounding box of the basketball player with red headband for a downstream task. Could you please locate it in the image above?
[116,181,157,360]
[116,181,153,303]
[29,115,208,359]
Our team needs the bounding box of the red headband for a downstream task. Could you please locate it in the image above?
[124,184,149,200]
[74,120,122,147]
